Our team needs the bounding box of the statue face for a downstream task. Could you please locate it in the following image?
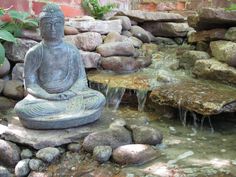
[40,17,64,41]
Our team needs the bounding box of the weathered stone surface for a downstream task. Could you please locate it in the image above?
[64,26,79,35]
[67,143,81,152]
[130,125,163,145]
[112,144,159,165]
[67,19,122,34]
[4,38,38,62]
[97,42,135,57]
[21,149,33,159]
[130,26,151,43]
[142,22,189,37]
[3,80,24,100]
[193,59,236,86]
[153,37,176,45]
[15,159,30,177]
[210,40,236,67]
[117,10,185,22]
[36,147,60,163]
[150,79,236,115]
[104,32,122,43]
[63,35,78,47]
[82,125,132,152]
[0,139,21,167]
[0,79,4,93]
[76,32,103,51]
[125,36,143,48]
[80,50,101,68]
[188,29,227,43]
[29,159,44,171]
[20,29,42,42]
[110,16,131,30]
[93,146,112,163]
[0,58,10,77]
[178,50,210,69]
[225,27,236,41]
[136,56,152,68]
[0,166,11,177]
[121,30,132,37]
[12,63,24,81]
[0,97,16,110]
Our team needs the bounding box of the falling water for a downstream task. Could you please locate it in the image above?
[105,87,126,111]
[136,90,148,111]
[208,116,215,133]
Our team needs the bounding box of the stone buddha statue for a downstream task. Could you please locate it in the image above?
[15,4,106,129]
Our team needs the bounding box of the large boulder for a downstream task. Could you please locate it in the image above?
[97,42,135,57]
[80,50,101,68]
[76,32,103,51]
[210,40,236,67]
[4,38,38,62]
[141,22,190,37]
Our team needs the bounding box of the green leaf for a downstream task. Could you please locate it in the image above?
[23,18,38,27]
[0,30,16,42]
[8,10,30,21]
[0,43,5,65]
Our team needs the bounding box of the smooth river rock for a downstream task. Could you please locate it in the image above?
[76,32,103,51]
[80,50,101,68]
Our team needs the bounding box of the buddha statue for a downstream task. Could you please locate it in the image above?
[14,4,106,129]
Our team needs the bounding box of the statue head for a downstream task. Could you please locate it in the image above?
[39,4,64,41]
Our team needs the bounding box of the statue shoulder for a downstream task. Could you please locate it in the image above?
[25,43,43,60]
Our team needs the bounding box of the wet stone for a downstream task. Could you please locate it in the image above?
[93,146,112,163]
[0,166,11,177]
[67,143,81,152]
[15,159,30,177]
[29,159,44,171]
[36,147,60,163]
[21,149,33,159]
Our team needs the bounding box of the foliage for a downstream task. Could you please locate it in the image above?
[0,7,38,65]
[225,3,236,11]
[82,0,116,19]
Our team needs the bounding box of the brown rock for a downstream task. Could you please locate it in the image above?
[76,32,103,51]
[3,80,24,100]
[64,26,79,35]
[80,50,101,68]
[0,96,16,110]
[104,32,123,43]
[110,16,131,31]
[20,29,42,42]
[130,26,151,43]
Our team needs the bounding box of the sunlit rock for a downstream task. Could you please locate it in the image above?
[104,32,123,43]
[76,32,103,51]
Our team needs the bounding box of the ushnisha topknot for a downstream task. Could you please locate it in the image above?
[39,4,64,21]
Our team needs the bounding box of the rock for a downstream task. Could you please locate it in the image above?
[0,166,11,177]
[93,146,112,163]
[64,26,79,35]
[121,30,132,37]
[178,50,210,69]
[15,159,30,177]
[0,97,16,110]
[21,149,33,159]
[76,32,103,51]
[210,40,236,67]
[225,27,236,41]
[130,125,163,145]
[68,16,95,22]
[193,59,236,86]
[188,29,227,43]
[136,56,152,68]
[196,41,209,52]
[174,37,185,45]
[157,2,176,11]
[67,19,122,34]
[80,50,101,68]
[117,10,185,23]
[29,159,44,171]
[112,144,160,165]
[141,22,190,37]
[130,26,151,43]
[104,32,122,43]
[36,147,60,163]
[124,36,143,48]
[150,79,236,115]
[110,16,131,30]
[0,79,5,93]
[12,63,24,81]
[97,42,135,57]
[0,58,10,77]
[82,125,132,153]
[63,35,78,47]
[20,29,42,42]
[67,143,81,152]
[153,37,176,45]
[3,80,24,100]
[28,172,48,177]
[0,139,21,167]
[4,38,38,62]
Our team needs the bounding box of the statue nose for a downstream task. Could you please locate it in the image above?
[51,24,56,31]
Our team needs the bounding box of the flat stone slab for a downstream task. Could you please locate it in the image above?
[0,110,113,149]
[150,79,236,115]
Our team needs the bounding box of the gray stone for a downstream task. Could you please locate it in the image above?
[0,97,16,110]
[0,58,10,77]
[80,50,101,68]
[104,32,122,43]
[36,147,60,163]
[110,16,131,30]
[97,42,135,57]
[21,149,33,159]
[67,143,81,152]
[27,172,48,177]
[124,36,143,48]
[3,80,24,100]
[112,144,160,165]
[67,19,122,34]
[12,63,24,81]
[178,50,210,69]
[153,37,176,45]
[93,146,112,163]
[130,125,163,145]
[193,59,236,86]
[0,139,21,167]
[0,166,11,177]
[225,27,236,41]
[130,26,151,43]
[15,159,30,177]
[117,10,185,22]
[4,38,38,62]
[0,79,5,93]
[20,29,42,42]
[121,30,132,37]
[210,40,236,67]
[141,22,189,37]
[29,159,44,171]
[76,32,103,51]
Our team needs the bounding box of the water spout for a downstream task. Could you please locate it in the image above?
[106,87,125,111]
[136,90,148,112]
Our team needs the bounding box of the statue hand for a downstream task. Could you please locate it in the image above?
[48,90,77,101]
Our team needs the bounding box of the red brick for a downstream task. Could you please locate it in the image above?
[139,3,157,12]
[60,4,84,17]
[32,1,47,15]
[0,0,29,12]
[52,0,73,4]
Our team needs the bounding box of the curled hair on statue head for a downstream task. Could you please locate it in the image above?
[39,4,64,22]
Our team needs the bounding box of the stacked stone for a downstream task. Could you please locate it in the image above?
[187,8,236,86]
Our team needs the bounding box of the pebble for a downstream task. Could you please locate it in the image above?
[93,146,112,163]
[21,149,33,159]
[29,159,44,171]
[67,143,81,152]
[15,159,30,177]
[0,166,11,177]
[36,147,60,163]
